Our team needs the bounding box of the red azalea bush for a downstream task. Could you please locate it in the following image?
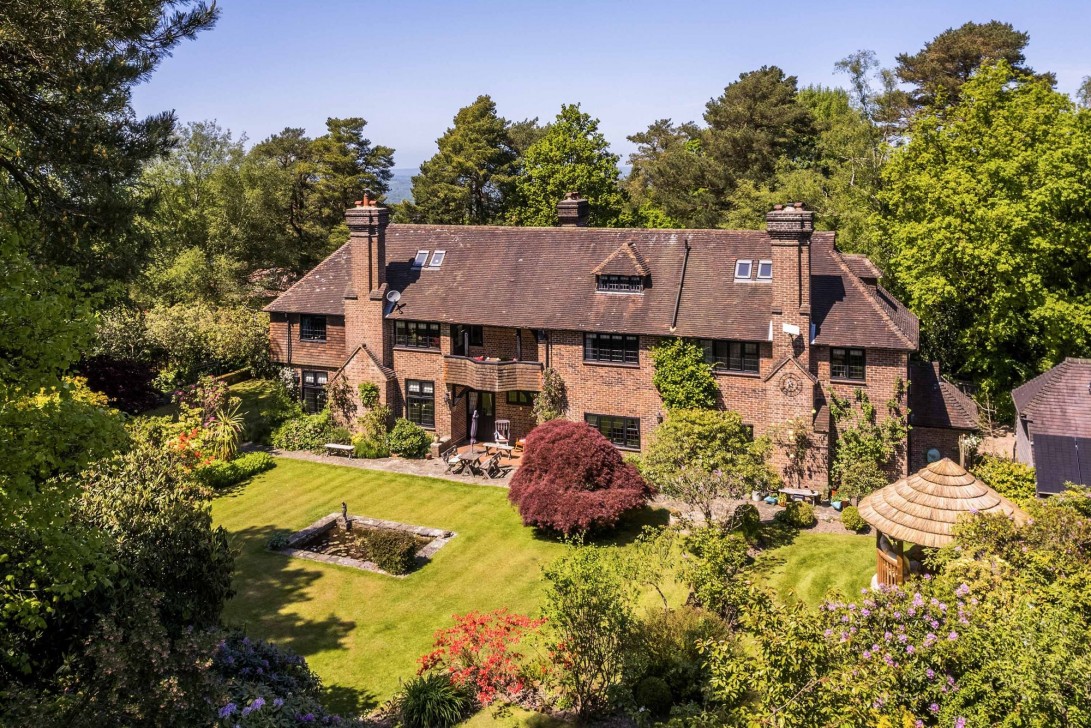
[508,420,653,535]
[418,609,545,705]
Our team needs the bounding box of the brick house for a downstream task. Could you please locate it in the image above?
[264,193,971,489]
[1012,358,1091,493]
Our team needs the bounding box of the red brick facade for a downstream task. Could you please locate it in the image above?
[264,199,972,490]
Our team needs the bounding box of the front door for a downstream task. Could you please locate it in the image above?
[467,390,495,443]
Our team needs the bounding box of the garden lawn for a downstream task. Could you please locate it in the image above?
[759,531,875,607]
[212,457,668,715]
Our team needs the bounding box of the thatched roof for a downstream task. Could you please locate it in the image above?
[858,458,1028,549]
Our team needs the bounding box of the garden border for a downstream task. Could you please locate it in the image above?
[276,512,456,577]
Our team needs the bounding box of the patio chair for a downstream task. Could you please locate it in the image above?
[485,454,513,479]
[441,446,465,475]
[494,419,511,446]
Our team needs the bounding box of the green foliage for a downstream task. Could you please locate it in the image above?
[829,386,907,493]
[196,452,276,490]
[972,454,1037,505]
[625,606,729,709]
[144,303,271,387]
[510,104,626,226]
[270,410,350,453]
[878,61,1091,404]
[775,500,816,529]
[632,676,672,719]
[353,436,390,459]
[532,367,567,424]
[840,505,867,532]
[543,543,636,717]
[206,400,245,461]
[396,673,471,728]
[641,409,778,523]
[388,418,432,459]
[362,529,421,575]
[680,526,755,625]
[354,400,392,458]
[399,95,518,225]
[650,338,717,410]
[232,378,301,444]
[358,381,380,408]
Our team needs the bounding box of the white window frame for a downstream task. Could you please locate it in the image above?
[428,250,446,268]
[734,259,753,279]
[757,259,773,279]
[413,250,429,268]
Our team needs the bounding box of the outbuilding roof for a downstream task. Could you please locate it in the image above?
[1012,358,1091,437]
[909,361,980,431]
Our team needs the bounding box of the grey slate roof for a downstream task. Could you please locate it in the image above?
[909,361,980,430]
[1012,358,1091,436]
[266,224,919,351]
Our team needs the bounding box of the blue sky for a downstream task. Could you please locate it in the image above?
[132,0,1091,168]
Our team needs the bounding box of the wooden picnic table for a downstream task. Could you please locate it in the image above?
[779,487,820,505]
[482,442,515,459]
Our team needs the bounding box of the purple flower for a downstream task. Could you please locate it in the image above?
[926,668,936,679]
[251,696,265,711]
[863,650,871,659]
[273,697,284,708]
[955,583,970,597]
[906,644,915,654]
[218,703,237,718]
[955,718,966,728]
[930,703,940,714]
[948,631,959,641]
[861,608,871,617]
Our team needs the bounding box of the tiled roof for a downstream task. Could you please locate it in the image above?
[592,241,651,277]
[262,245,351,316]
[266,224,919,350]
[1012,358,1091,437]
[909,361,979,430]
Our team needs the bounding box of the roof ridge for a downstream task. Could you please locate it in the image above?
[1021,358,1084,418]
[389,222,837,237]
[938,375,979,428]
[825,244,916,350]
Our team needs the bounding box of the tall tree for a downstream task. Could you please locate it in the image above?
[626,119,717,228]
[878,61,1091,406]
[0,0,218,284]
[895,20,1044,109]
[400,95,518,224]
[510,104,626,226]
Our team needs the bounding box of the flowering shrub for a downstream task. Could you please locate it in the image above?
[508,420,653,535]
[174,374,229,423]
[419,609,546,705]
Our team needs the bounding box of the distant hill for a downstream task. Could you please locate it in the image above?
[385,167,417,205]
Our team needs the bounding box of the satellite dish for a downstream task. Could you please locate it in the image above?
[386,289,401,303]
[782,322,801,337]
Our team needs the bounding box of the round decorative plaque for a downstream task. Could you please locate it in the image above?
[780,372,802,398]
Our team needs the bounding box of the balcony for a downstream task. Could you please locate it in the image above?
[443,356,544,392]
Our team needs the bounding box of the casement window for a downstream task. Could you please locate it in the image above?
[585,413,641,450]
[831,347,866,381]
[757,260,773,279]
[451,324,484,355]
[301,370,328,413]
[583,332,639,365]
[734,260,753,279]
[394,320,441,349]
[596,275,644,292]
[299,315,327,342]
[506,391,535,406]
[413,250,429,268]
[406,379,435,428]
[692,339,760,373]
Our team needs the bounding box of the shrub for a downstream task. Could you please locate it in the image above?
[841,505,867,532]
[532,367,567,424]
[731,502,762,542]
[270,411,349,452]
[358,381,380,408]
[650,338,717,410]
[633,676,673,719]
[363,529,420,575]
[508,419,653,535]
[144,302,271,384]
[353,436,390,459]
[197,452,276,489]
[973,454,1037,505]
[419,609,545,705]
[388,418,432,458]
[397,673,471,728]
[681,526,754,625]
[775,500,817,529]
[626,606,729,706]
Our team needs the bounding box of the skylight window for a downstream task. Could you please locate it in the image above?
[757,260,772,279]
[413,250,429,268]
[428,250,446,268]
[734,260,753,279]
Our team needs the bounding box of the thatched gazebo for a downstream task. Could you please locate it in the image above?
[858,458,1027,586]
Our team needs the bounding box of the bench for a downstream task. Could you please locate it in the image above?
[779,487,820,505]
[325,443,354,458]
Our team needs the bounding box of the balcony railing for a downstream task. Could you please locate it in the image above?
[443,356,544,392]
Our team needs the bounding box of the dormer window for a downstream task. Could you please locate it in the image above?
[734,260,753,279]
[428,250,446,268]
[597,274,644,293]
[413,250,429,268]
[757,260,772,279]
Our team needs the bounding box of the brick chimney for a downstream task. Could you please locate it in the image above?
[557,191,589,227]
[766,202,813,364]
[344,190,390,365]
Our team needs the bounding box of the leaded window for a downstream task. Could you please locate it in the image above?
[831,347,866,380]
[583,332,639,364]
[394,320,441,349]
[585,413,640,450]
[406,379,435,428]
[300,315,327,342]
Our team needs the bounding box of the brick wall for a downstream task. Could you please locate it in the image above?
[268,314,346,369]
[909,426,965,472]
